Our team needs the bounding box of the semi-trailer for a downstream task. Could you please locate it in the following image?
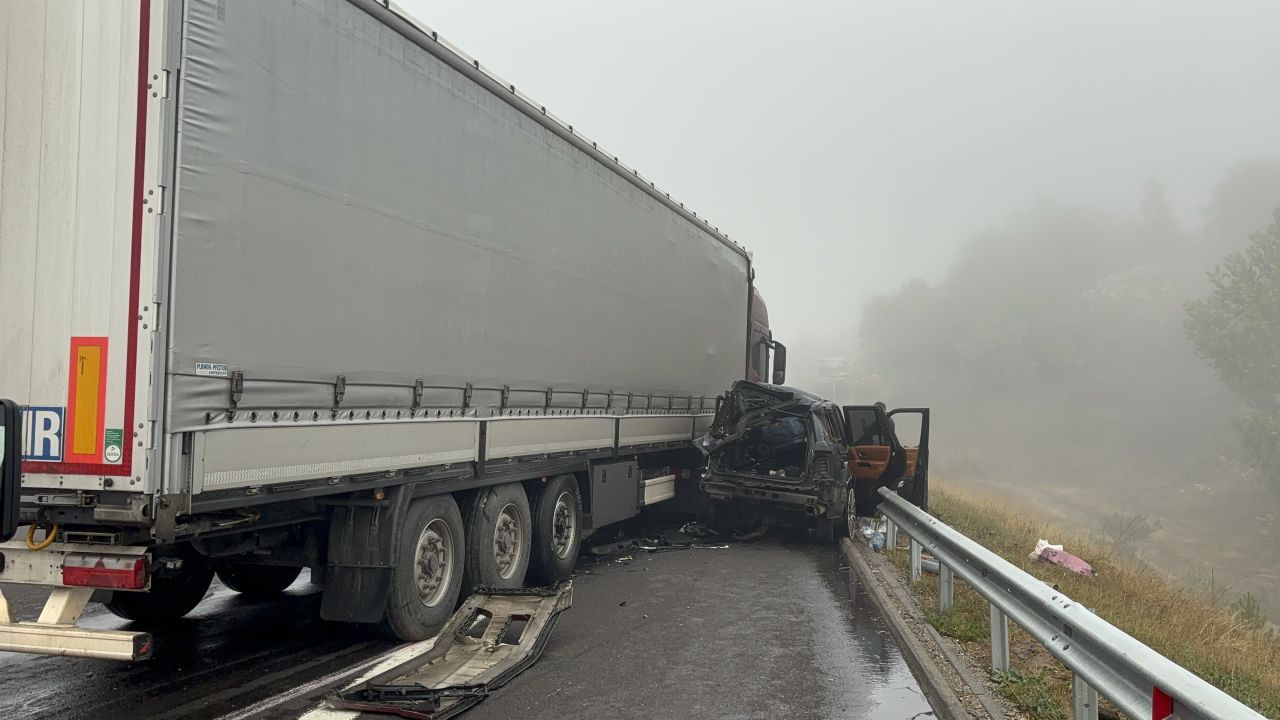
[0,0,786,660]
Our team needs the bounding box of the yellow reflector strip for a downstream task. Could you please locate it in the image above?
[72,344,103,456]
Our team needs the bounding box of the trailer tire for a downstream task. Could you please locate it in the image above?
[384,494,466,641]
[105,547,214,624]
[463,482,531,591]
[527,474,582,584]
[216,564,302,598]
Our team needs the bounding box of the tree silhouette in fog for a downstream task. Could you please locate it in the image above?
[853,161,1280,495]
[1186,208,1280,490]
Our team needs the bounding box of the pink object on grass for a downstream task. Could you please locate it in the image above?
[1039,547,1094,576]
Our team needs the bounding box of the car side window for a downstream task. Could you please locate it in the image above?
[829,409,847,446]
[818,408,842,445]
[848,409,882,446]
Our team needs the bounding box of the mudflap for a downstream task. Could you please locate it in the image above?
[320,485,413,623]
[332,583,574,719]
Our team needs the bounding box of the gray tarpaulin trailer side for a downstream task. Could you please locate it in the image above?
[0,0,785,660]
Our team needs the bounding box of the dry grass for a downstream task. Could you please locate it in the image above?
[884,480,1280,719]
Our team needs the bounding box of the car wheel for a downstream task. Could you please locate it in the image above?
[846,484,859,540]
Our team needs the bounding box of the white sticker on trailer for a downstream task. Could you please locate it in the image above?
[195,362,229,377]
[21,407,65,462]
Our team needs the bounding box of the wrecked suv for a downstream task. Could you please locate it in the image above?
[697,381,929,541]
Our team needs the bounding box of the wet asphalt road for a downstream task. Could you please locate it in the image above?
[459,537,932,720]
[0,525,931,720]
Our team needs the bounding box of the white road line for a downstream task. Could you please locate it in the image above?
[213,636,435,720]
[297,638,442,720]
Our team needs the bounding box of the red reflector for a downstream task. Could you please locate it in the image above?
[62,554,147,590]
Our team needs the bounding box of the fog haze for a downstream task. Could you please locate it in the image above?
[406,0,1280,383]
[403,1,1280,612]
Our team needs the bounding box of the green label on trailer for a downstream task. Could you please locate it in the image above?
[103,428,123,463]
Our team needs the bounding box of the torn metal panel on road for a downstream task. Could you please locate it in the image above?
[332,583,573,720]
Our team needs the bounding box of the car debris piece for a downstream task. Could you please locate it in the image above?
[589,539,641,557]
[1029,539,1095,577]
[332,583,573,720]
[679,521,719,538]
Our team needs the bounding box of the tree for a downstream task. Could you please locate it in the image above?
[1185,208,1280,487]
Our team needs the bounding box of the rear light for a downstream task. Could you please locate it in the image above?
[814,455,831,478]
[62,554,147,590]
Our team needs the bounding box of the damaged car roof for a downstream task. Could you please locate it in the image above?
[721,380,827,408]
[698,381,830,456]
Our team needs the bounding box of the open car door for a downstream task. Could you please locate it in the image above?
[887,408,930,511]
[842,404,930,515]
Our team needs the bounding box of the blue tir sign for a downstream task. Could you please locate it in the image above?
[22,406,64,462]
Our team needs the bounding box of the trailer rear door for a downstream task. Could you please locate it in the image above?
[0,1,166,491]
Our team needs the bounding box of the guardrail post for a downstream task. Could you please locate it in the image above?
[885,519,898,550]
[938,562,954,612]
[909,537,921,582]
[989,603,1009,671]
[1071,675,1098,720]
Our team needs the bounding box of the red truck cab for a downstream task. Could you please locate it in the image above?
[748,288,786,384]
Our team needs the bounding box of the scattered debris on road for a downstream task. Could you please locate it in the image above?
[678,521,718,538]
[331,583,573,720]
[585,521,745,559]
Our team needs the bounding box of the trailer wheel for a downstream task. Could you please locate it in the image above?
[527,474,581,584]
[463,482,531,591]
[105,546,214,624]
[216,564,302,598]
[384,494,466,641]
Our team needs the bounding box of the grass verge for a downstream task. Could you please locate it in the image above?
[992,670,1067,720]
[883,480,1280,719]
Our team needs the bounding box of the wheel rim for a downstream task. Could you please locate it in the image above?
[846,486,858,540]
[550,491,577,560]
[413,518,454,607]
[493,502,523,580]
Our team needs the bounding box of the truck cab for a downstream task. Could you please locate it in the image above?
[748,289,787,385]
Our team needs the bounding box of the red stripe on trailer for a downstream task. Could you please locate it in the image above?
[23,0,150,478]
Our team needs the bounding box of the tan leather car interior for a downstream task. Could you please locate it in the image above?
[903,447,918,477]
[850,445,890,482]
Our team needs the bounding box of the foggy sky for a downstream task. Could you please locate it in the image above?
[402,0,1280,387]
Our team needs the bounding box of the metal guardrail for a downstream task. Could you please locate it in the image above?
[876,488,1266,720]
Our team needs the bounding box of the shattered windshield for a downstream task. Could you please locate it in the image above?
[699,382,821,478]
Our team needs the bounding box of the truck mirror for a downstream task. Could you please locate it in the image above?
[771,342,787,385]
[0,399,21,543]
